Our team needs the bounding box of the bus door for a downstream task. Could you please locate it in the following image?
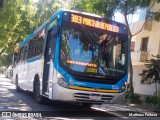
[43,28,56,97]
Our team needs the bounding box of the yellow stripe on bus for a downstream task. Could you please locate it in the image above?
[69,86,119,93]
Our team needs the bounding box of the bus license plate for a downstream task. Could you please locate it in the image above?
[89,94,101,100]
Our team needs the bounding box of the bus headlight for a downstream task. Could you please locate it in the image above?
[121,82,128,92]
[57,75,69,88]
[58,78,69,88]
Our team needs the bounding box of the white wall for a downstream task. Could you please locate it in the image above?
[133,64,160,96]
[147,21,160,59]
[130,3,160,96]
[134,30,151,52]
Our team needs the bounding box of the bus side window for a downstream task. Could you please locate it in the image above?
[24,43,29,60]
[20,47,25,61]
[35,33,45,56]
[16,52,20,63]
[28,37,36,59]
[47,29,56,59]
[13,50,20,65]
[51,33,56,59]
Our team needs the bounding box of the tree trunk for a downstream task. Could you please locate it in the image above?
[123,0,156,94]
[129,55,134,93]
[123,9,134,93]
[155,82,157,96]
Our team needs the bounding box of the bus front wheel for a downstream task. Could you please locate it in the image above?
[81,103,92,109]
[34,80,45,104]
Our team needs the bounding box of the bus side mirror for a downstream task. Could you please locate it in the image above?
[52,24,59,36]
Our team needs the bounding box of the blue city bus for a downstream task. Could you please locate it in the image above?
[13,9,129,107]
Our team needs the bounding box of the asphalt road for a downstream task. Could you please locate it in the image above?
[0,74,159,120]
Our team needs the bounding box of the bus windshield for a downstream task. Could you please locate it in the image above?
[60,22,128,78]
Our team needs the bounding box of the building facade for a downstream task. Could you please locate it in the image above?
[129,3,160,97]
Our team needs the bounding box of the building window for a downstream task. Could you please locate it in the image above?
[141,37,148,51]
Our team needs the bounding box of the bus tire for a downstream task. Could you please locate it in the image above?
[34,80,45,104]
[81,103,92,108]
[15,76,21,92]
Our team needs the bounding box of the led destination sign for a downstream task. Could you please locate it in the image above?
[67,60,97,68]
[71,14,119,32]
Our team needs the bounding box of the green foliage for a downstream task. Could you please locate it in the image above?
[139,55,160,84]
[0,0,36,54]
[146,95,160,108]
[139,55,160,96]
[69,0,85,12]
[154,10,160,21]
[0,52,13,66]
[68,0,152,18]
[0,0,61,66]
[125,89,140,101]
[34,0,61,26]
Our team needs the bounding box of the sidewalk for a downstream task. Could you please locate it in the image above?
[94,102,160,117]
[126,101,160,113]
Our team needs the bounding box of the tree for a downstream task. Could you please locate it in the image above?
[0,0,37,65]
[0,0,62,66]
[139,55,160,96]
[34,0,61,26]
[68,0,160,94]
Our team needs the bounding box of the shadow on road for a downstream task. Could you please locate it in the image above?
[0,77,124,118]
[7,89,119,118]
[1,77,160,119]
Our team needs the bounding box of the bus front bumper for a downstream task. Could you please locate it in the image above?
[52,83,126,104]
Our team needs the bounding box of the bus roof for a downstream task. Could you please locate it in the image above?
[20,9,126,47]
